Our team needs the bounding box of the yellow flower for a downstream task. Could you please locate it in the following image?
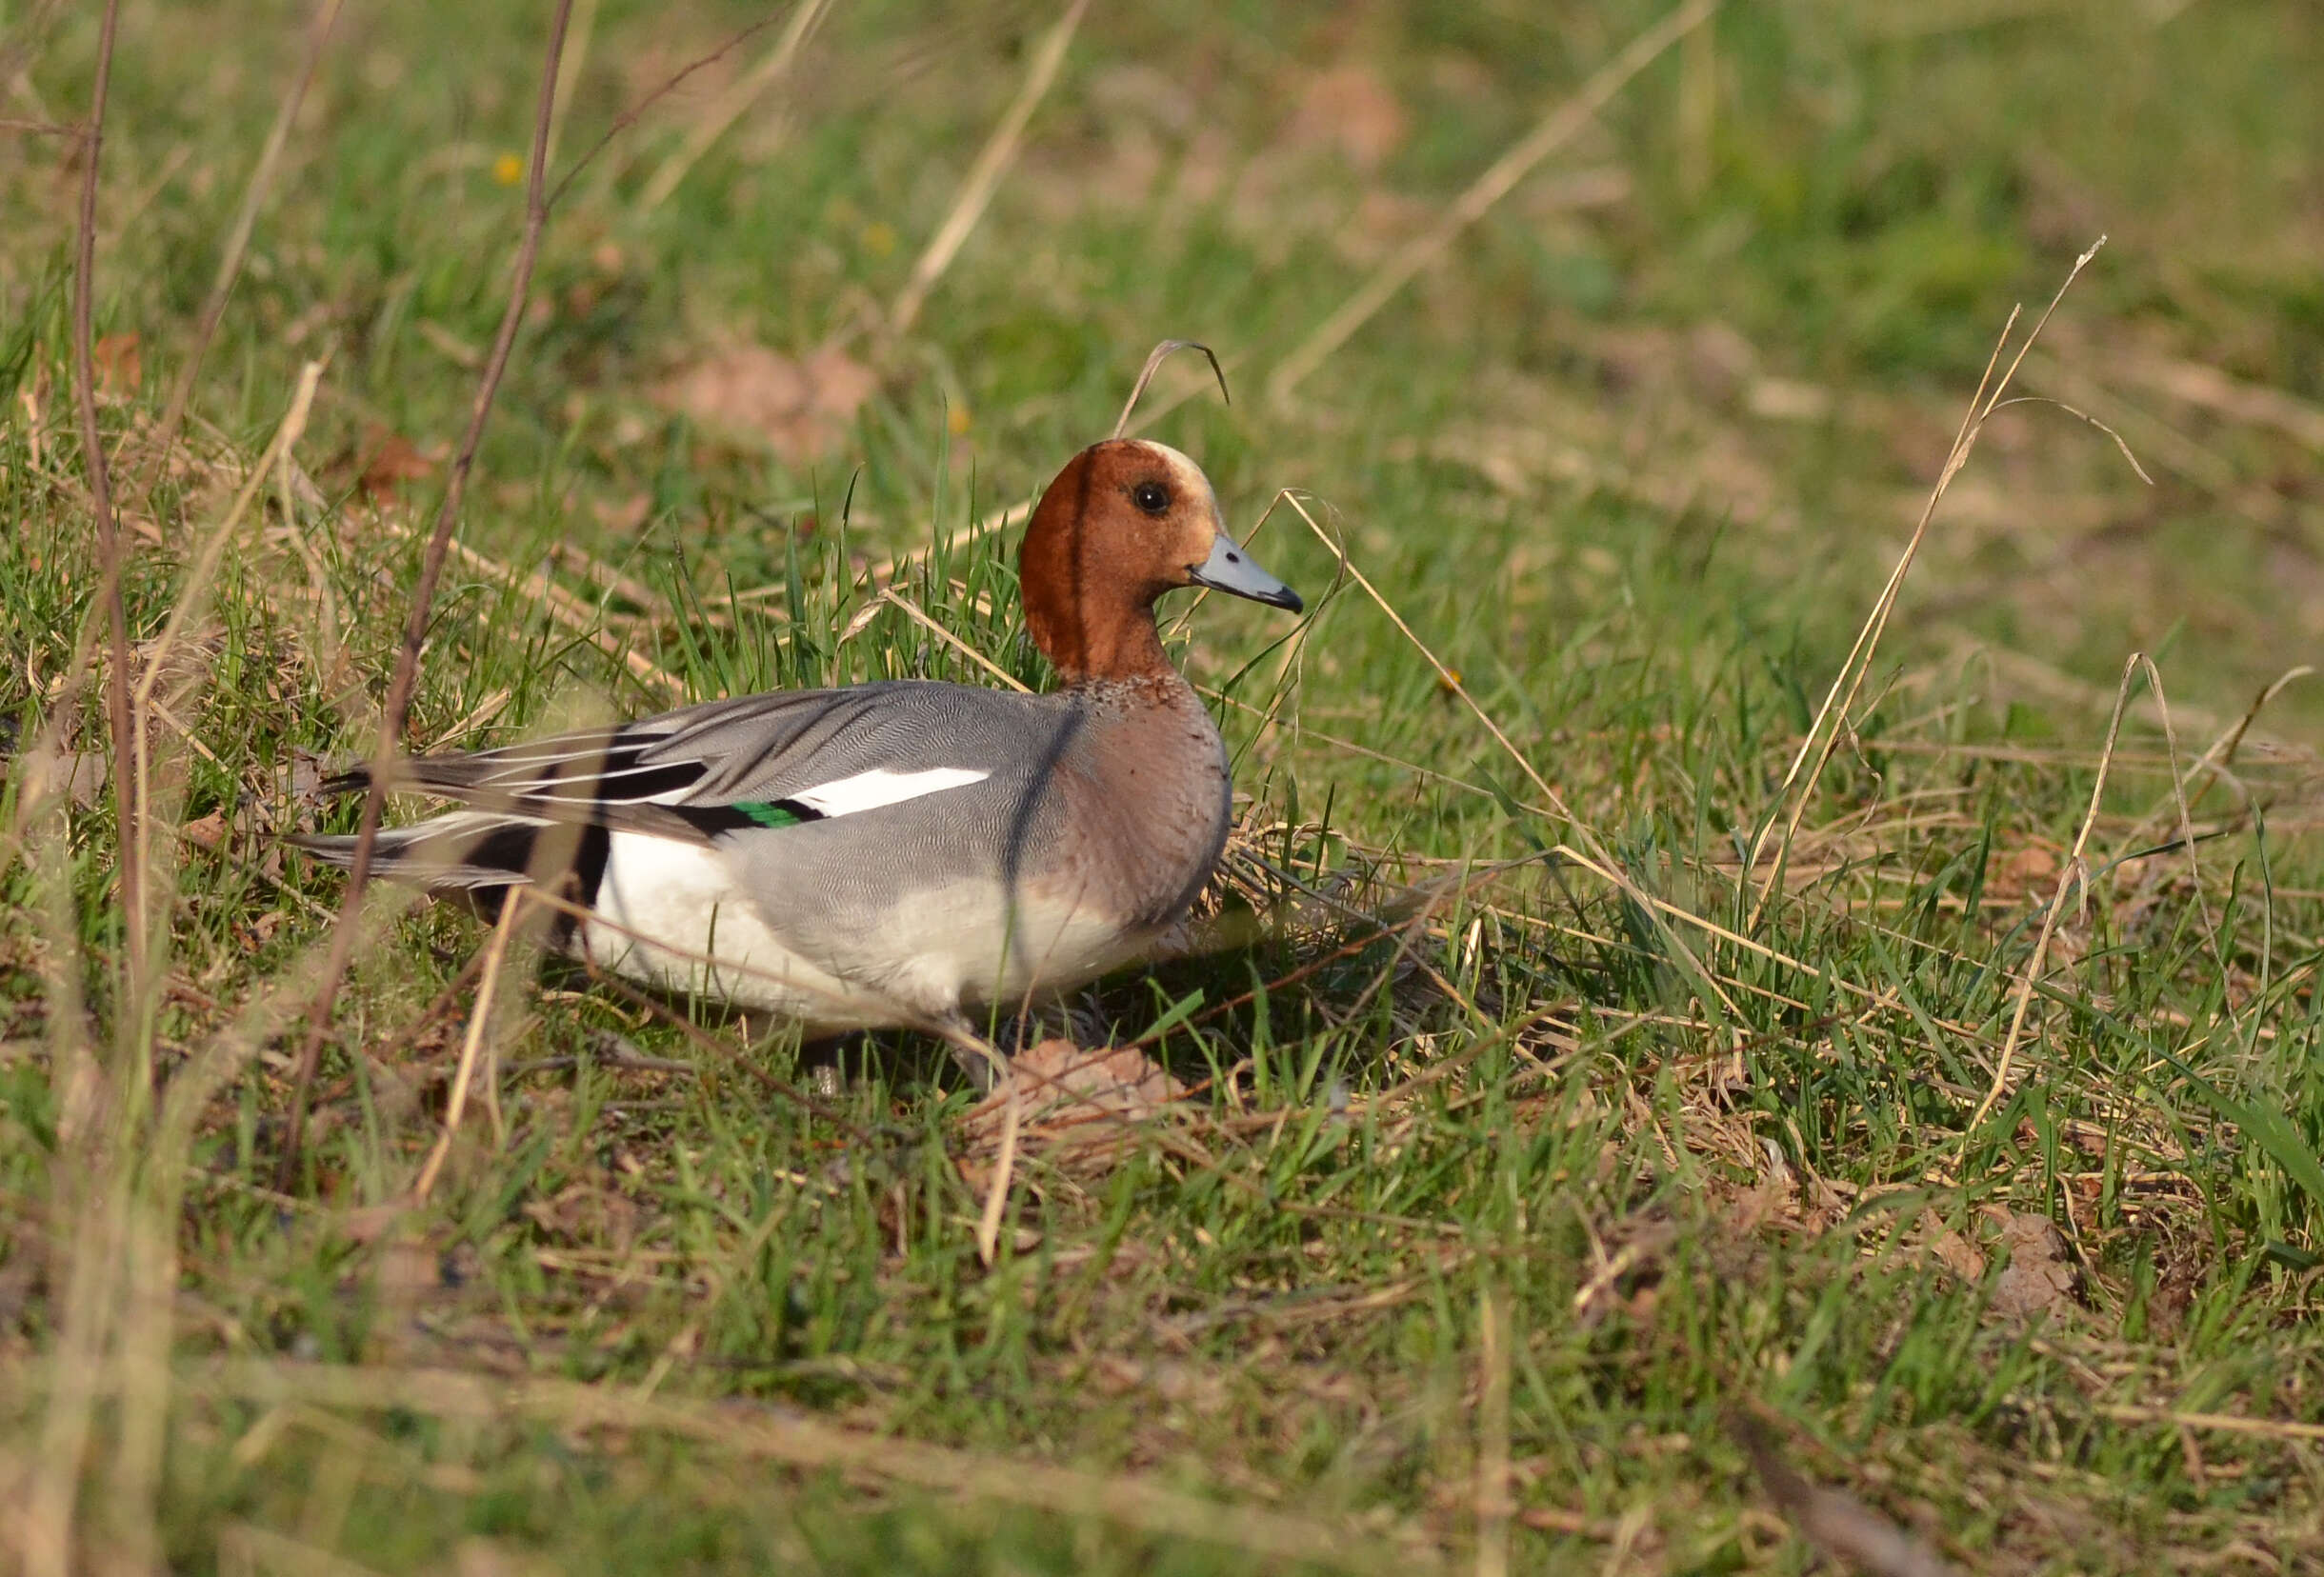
[492,152,524,187]
[946,405,972,436]
[861,221,896,258]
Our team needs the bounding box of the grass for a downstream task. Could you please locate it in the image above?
[4,0,2324,1569]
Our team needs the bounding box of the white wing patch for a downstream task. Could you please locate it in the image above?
[790,766,991,817]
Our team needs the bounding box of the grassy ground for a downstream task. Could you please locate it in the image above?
[5,0,2324,1569]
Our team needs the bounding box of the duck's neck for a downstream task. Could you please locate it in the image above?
[1018,506,1177,684]
[1026,592,1173,687]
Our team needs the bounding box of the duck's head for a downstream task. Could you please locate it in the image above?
[1018,438,1301,684]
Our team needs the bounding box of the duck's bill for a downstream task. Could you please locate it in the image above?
[1188,534,1303,613]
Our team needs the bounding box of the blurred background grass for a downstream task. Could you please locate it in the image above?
[5,0,2324,1571]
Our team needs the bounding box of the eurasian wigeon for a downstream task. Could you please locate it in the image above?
[294,436,1302,1068]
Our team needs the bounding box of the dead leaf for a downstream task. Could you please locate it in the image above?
[340,1199,412,1246]
[523,1181,641,1251]
[1923,1218,1986,1284]
[374,1238,443,1309]
[1923,1208,2074,1319]
[284,749,327,802]
[359,429,439,502]
[591,492,651,532]
[94,331,141,395]
[1284,64,1407,170]
[180,811,228,849]
[655,341,875,466]
[962,1038,1186,1143]
[1989,844,2061,901]
[15,749,110,811]
[1989,1210,2075,1318]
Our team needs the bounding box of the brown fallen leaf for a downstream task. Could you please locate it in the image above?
[12,749,110,811]
[1922,1208,2075,1319]
[1989,1210,2075,1318]
[961,1038,1186,1145]
[180,810,228,849]
[359,429,439,502]
[655,340,875,466]
[1283,63,1407,170]
[94,330,141,394]
[1988,843,2061,902]
[1922,1215,1986,1285]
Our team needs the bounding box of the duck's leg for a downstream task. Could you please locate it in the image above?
[931,1016,1011,1095]
[796,1030,868,1100]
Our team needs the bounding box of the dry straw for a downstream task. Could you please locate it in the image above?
[1742,236,2110,931]
[888,0,1090,336]
[1266,0,1719,405]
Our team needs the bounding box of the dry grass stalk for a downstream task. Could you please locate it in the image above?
[1744,237,2108,931]
[2116,664,2314,851]
[887,0,1090,336]
[2097,1405,2324,1445]
[636,0,832,212]
[142,0,344,492]
[974,1048,1022,1267]
[1112,339,1230,439]
[14,798,106,1577]
[1474,1288,1512,1577]
[412,892,524,1203]
[130,361,326,964]
[279,0,578,1188]
[69,0,144,993]
[880,586,1029,691]
[542,0,596,170]
[549,11,791,208]
[1281,493,1741,1021]
[1967,651,2143,1132]
[1729,1409,1958,1577]
[1265,0,1718,405]
[443,535,686,698]
[178,1360,1437,1574]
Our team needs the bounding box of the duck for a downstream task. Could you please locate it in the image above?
[292,436,1303,1067]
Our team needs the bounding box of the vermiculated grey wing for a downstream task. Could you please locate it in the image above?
[319,682,1079,842]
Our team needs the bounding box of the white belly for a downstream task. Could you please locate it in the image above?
[573,833,1144,1033]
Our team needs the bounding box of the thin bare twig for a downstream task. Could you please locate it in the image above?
[887,0,1089,336]
[68,0,144,998]
[277,0,578,1189]
[141,0,344,493]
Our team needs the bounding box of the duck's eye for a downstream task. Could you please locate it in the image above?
[1132,480,1171,514]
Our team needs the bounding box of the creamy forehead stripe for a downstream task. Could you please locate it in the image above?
[787,766,991,817]
[1132,439,1220,518]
